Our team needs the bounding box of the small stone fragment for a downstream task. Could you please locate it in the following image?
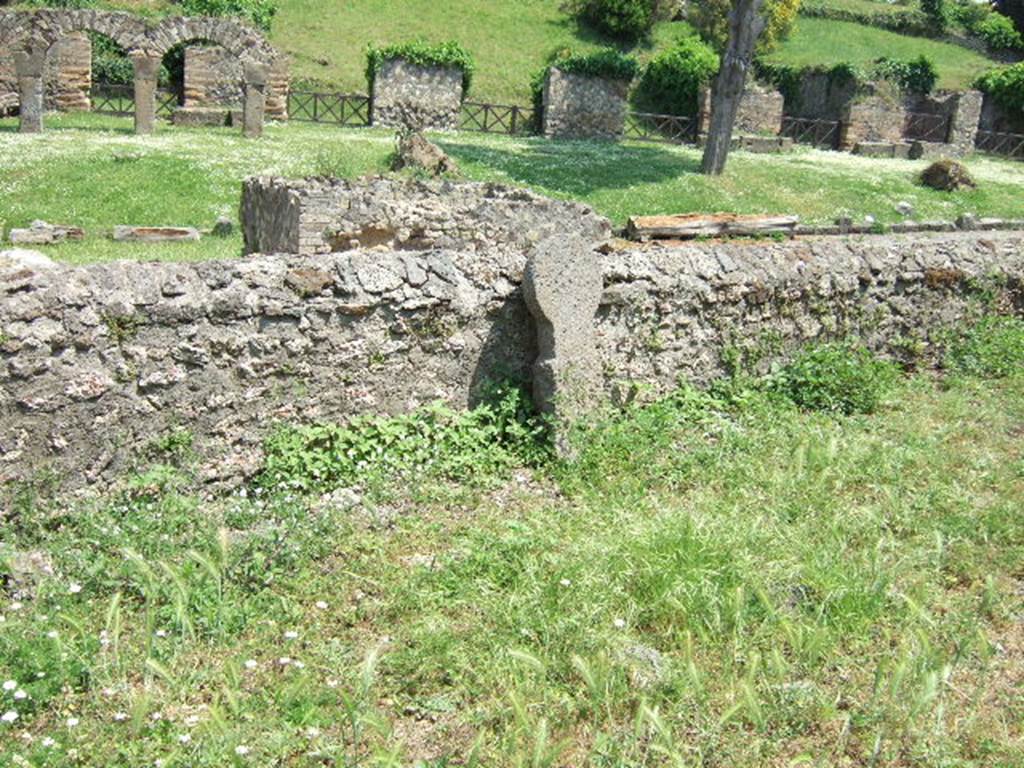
[113,226,201,243]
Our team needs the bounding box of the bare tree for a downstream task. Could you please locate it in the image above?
[701,0,767,175]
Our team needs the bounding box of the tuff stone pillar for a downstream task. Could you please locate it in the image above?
[14,49,45,134]
[522,236,603,457]
[131,53,161,135]
[242,62,267,138]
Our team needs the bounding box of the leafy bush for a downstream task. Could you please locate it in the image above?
[945,315,1024,377]
[569,0,657,41]
[179,0,278,32]
[774,343,898,415]
[366,40,475,94]
[799,2,933,36]
[756,61,866,109]
[920,0,949,34]
[89,33,134,86]
[872,55,938,94]
[975,62,1024,113]
[976,12,1024,51]
[690,0,802,53]
[949,0,992,31]
[634,35,719,116]
[260,382,547,492]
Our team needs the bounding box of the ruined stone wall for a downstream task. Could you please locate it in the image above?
[698,83,784,136]
[542,68,629,140]
[370,59,463,130]
[240,177,611,258]
[784,70,860,120]
[979,92,1024,135]
[909,89,983,157]
[840,93,907,149]
[184,45,289,120]
[3,220,1021,493]
[44,31,90,112]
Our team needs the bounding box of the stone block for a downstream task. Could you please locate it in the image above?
[9,221,84,245]
[113,226,201,243]
[171,106,243,127]
[852,142,913,159]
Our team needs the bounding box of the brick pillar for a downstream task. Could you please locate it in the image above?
[242,62,267,138]
[131,53,161,135]
[14,48,45,134]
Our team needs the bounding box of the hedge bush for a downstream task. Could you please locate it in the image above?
[799,2,934,37]
[872,55,938,94]
[365,41,475,94]
[976,12,1024,51]
[634,35,719,116]
[920,0,949,35]
[975,62,1024,113]
[569,0,657,42]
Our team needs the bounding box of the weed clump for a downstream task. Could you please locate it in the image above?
[774,342,898,415]
[920,159,976,191]
[944,314,1024,378]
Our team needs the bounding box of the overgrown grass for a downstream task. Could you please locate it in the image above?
[766,17,998,89]
[3,114,1024,265]
[1,329,1023,766]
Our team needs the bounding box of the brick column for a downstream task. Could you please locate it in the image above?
[131,53,161,135]
[14,48,45,134]
[242,62,267,138]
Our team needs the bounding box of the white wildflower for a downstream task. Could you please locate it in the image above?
[13,690,26,700]
[278,657,291,666]
[68,583,82,594]
[2,681,16,691]
[559,578,572,587]
[41,737,55,748]
[284,630,298,640]
[2,711,19,723]
[66,717,79,728]
[113,712,128,722]
[243,659,258,670]
[613,618,627,629]
[315,601,328,610]
[178,734,191,744]
[234,745,250,756]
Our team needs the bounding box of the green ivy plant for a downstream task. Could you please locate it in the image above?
[365,41,475,94]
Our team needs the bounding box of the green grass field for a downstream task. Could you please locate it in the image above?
[2,333,1023,766]
[3,114,1024,265]
[765,17,997,90]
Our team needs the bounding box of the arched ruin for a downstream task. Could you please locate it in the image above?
[0,10,282,137]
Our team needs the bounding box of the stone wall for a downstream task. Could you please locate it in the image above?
[2,201,1021,494]
[240,177,611,258]
[44,31,90,112]
[370,58,463,130]
[184,45,289,120]
[698,82,784,137]
[840,93,907,149]
[542,68,629,140]
[0,32,91,112]
[909,89,983,157]
[979,92,1024,135]
[783,70,861,120]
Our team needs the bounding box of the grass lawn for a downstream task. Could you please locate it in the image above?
[766,17,998,90]
[3,114,1024,265]
[1,338,1023,765]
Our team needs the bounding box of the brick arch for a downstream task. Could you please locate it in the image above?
[0,10,147,55]
[146,16,277,67]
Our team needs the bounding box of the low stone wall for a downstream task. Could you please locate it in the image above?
[3,214,1021,494]
[240,177,611,258]
[698,83,784,137]
[184,45,289,120]
[542,68,629,140]
[370,58,463,130]
[979,93,1024,135]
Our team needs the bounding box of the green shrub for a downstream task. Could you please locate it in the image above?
[975,62,1024,113]
[90,33,134,86]
[799,2,933,37]
[691,0,803,53]
[634,35,720,116]
[365,40,475,94]
[949,0,992,31]
[920,0,949,34]
[945,315,1024,378]
[179,0,278,32]
[570,0,657,41]
[756,61,866,109]
[260,382,547,492]
[976,12,1024,51]
[774,343,898,415]
[872,55,939,94]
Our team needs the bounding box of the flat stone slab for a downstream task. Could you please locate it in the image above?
[171,106,243,127]
[853,142,913,159]
[113,226,201,243]
[9,221,85,245]
[732,135,794,154]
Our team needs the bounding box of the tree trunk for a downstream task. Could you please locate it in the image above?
[701,0,767,176]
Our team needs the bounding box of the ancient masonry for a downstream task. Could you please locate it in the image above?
[542,67,630,140]
[2,179,1022,494]
[184,45,289,121]
[0,9,284,136]
[370,58,465,130]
